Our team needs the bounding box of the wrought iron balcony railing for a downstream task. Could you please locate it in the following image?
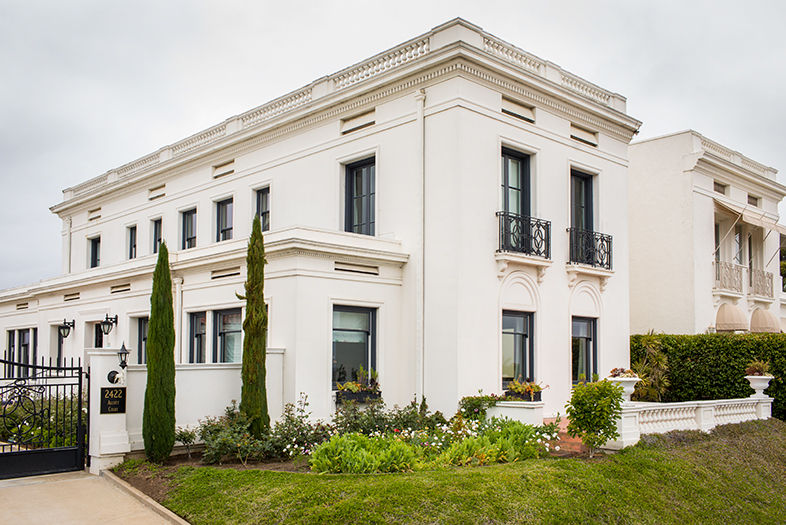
[749,268,774,298]
[497,212,551,259]
[714,261,743,294]
[567,227,612,270]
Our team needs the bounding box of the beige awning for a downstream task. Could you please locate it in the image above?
[715,303,748,332]
[750,308,781,333]
[715,199,779,231]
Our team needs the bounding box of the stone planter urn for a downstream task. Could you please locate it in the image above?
[607,377,641,402]
[744,375,773,398]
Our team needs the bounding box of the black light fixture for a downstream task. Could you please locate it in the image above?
[58,319,75,339]
[117,342,129,370]
[100,314,118,335]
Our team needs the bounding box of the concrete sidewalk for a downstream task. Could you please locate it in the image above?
[0,471,173,524]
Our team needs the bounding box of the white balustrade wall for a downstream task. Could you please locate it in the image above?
[605,395,773,450]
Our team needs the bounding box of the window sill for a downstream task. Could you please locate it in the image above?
[565,263,614,291]
[495,252,552,282]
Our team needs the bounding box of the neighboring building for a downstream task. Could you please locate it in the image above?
[0,18,641,443]
[629,131,786,335]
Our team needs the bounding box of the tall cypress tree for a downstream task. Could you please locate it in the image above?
[143,242,176,462]
[239,214,269,437]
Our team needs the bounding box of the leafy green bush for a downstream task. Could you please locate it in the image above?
[309,433,417,473]
[566,380,623,457]
[631,334,670,402]
[198,402,274,464]
[270,394,333,457]
[458,394,503,420]
[175,426,197,458]
[0,393,86,448]
[630,333,785,419]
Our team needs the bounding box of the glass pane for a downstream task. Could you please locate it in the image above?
[353,198,362,229]
[333,310,369,331]
[220,311,241,332]
[332,338,368,384]
[572,319,591,338]
[502,333,516,381]
[508,158,520,189]
[507,188,520,215]
[572,337,584,381]
[222,332,241,363]
[354,172,363,196]
[225,201,233,228]
[502,313,524,333]
[333,330,366,344]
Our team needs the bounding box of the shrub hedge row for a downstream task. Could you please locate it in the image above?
[630,333,785,420]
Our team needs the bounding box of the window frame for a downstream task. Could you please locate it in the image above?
[256,187,270,232]
[570,169,594,232]
[89,236,101,268]
[127,225,137,260]
[331,305,377,390]
[189,311,207,363]
[213,308,242,363]
[344,158,376,236]
[571,316,598,384]
[152,218,162,254]
[182,208,197,250]
[501,310,534,387]
[94,323,104,349]
[216,198,234,242]
[137,317,149,364]
[501,148,531,218]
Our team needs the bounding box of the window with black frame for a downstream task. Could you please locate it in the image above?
[94,323,104,349]
[256,188,270,232]
[214,308,241,362]
[571,317,597,383]
[332,306,376,388]
[89,237,101,268]
[128,225,137,259]
[189,312,206,363]
[502,311,533,386]
[137,317,148,364]
[182,209,197,249]
[152,218,162,254]
[500,149,532,253]
[345,158,375,236]
[216,199,234,241]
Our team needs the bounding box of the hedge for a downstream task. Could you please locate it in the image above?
[630,333,785,420]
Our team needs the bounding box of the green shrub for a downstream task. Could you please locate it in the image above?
[0,393,86,447]
[270,394,333,457]
[175,426,197,458]
[630,333,785,419]
[565,380,623,457]
[458,394,502,420]
[631,335,670,402]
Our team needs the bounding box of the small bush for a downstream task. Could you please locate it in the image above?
[175,426,197,458]
[457,394,503,420]
[565,380,623,457]
[270,394,333,457]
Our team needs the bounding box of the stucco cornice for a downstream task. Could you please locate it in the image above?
[51,18,640,215]
[691,154,786,199]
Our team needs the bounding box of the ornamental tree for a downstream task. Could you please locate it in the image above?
[239,214,270,437]
[143,242,176,462]
[565,379,623,457]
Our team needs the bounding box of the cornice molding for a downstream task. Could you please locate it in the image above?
[52,19,640,214]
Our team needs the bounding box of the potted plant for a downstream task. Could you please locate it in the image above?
[607,368,640,402]
[335,366,381,404]
[744,359,774,398]
[504,378,546,401]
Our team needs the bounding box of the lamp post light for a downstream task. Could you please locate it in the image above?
[58,319,75,339]
[100,314,118,336]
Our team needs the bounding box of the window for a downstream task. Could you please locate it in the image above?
[89,237,101,268]
[571,317,597,383]
[152,218,162,254]
[256,188,270,232]
[501,149,530,217]
[216,199,233,241]
[189,312,206,363]
[137,317,149,364]
[502,311,533,386]
[94,323,103,349]
[332,306,376,389]
[748,194,760,207]
[345,158,375,235]
[714,181,728,195]
[734,224,744,265]
[213,308,241,362]
[5,328,37,378]
[128,226,137,259]
[571,170,593,231]
[182,209,197,249]
[714,223,721,263]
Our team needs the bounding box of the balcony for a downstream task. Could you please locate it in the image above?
[750,268,774,298]
[714,261,743,294]
[567,227,612,270]
[497,212,551,259]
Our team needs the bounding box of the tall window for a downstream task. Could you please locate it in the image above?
[216,199,233,241]
[501,149,530,217]
[89,237,101,268]
[94,324,104,349]
[128,225,137,259]
[56,329,64,367]
[502,311,533,385]
[137,317,148,364]
[571,317,597,383]
[734,225,744,265]
[152,218,162,254]
[214,308,241,362]
[332,306,376,388]
[345,158,375,236]
[571,170,593,231]
[189,312,206,363]
[714,223,721,263]
[182,209,197,249]
[256,188,270,232]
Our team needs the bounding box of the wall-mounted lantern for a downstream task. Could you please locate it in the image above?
[100,314,118,336]
[117,343,129,370]
[58,319,75,339]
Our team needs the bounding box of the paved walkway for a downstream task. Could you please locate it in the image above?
[0,471,171,524]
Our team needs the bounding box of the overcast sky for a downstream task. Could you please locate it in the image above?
[1,1,784,290]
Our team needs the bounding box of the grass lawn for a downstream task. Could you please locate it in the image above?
[122,419,786,524]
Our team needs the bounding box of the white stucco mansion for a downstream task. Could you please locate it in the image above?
[629,131,786,335]
[0,19,641,437]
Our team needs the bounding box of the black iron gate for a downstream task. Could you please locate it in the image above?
[0,354,88,479]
